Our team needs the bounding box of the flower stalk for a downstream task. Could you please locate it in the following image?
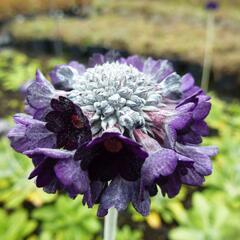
[201,9,216,91]
[104,208,118,240]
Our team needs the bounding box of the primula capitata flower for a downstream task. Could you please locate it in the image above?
[8,51,217,217]
[8,114,56,152]
[205,1,219,10]
[49,61,86,90]
[25,148,89,198]
[45,96,91,150]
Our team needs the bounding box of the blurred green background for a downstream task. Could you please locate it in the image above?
[0,1,240,239]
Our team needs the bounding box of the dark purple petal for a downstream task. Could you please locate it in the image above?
[77,131,147,182]
[142,148,178,187]
[97,206,108,217]
[54,158,89,194]
[99,177,133,212]
[159,174,181,198]
[191,121,209,136]
[132,188,150,216]
[180,169,205,186]
[45,97,92,150]
[180,131,202,144]
[83,181,107,207]
[50,97,74,112]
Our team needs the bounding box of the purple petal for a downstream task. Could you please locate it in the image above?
[99,177,133,211]
[142,148,178,186]
[125,56,144,71]
[88,53,105,67]
[180,131,202,144]
[193,102,211,120]
[24,148,73,159]
[181,74,195,92]
[132,188,150,216]
[180,169,204,186]
[143,58,174,83]
[176,143,213,176]
[170,113,192,130]
[159,174,181,198]
[191,121,209,136]
[54,159,89,194]
[69,61,86,74]
[8,116,56,153]
[27,70,55,109]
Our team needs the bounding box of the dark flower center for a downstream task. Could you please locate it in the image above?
[103,138,123,153]
[71,114,84,129]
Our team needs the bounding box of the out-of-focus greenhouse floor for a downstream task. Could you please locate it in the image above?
[0,0,240,240]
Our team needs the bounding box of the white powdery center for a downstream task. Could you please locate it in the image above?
[68,62,181,135]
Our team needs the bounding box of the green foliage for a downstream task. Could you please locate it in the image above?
[0,49,40,91]
[33,196,101,240]
[116,226,143,240]
[0,209,37,240]
[169,193,240,240]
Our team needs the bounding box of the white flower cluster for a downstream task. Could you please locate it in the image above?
[68,62,181,134]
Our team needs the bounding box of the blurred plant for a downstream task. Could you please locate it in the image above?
[0,50,68,92]
[0,137,55,208]
[0,50,40,91]
[169,193,240,240]
[33,195,101,240]
[116,226,143,240]
[0,119,11,137]
[0,208,37,240]
[0,0,91,20]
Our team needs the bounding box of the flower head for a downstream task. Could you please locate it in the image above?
[8,51,217,216]
[205,1,219,11]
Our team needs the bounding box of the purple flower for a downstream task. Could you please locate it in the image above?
[26,70,66,120]
[8,51,217,217]
[45,96,91,150]
[25,148,89,197]
[74,128,150,216]
[8,114,56,153]
[49,61,86,90]
[205,1,219,10]
[75,130,147,182]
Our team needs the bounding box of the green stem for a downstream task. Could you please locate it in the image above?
[201,12,215,92]
[104,208,118,240]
